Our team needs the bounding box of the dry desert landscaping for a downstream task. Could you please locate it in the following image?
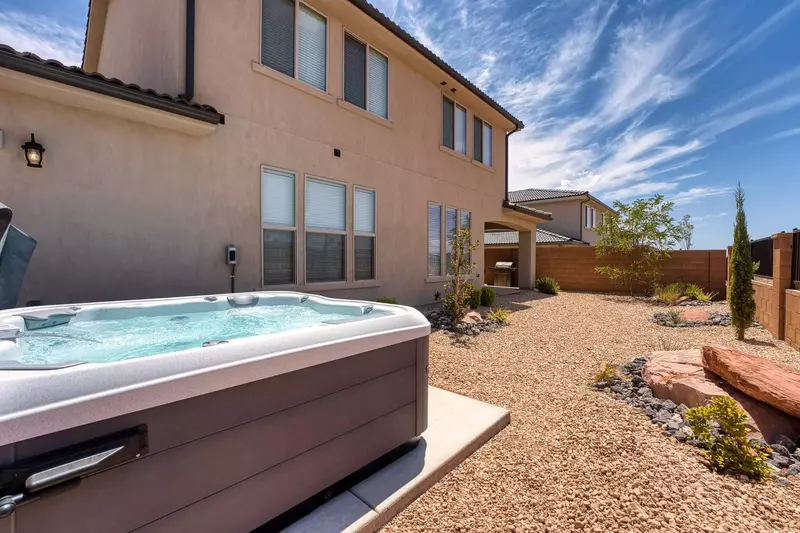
[385,291,800,533]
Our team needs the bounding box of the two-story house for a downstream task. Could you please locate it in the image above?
[0,0,550,306]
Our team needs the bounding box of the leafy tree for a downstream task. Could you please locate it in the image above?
[441,228,479,323]
[679,216,694,250]
[595,195,693,294]
[729,182,755,340]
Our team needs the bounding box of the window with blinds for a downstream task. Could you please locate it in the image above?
[306,178,346,283]
[461,209,472,265]
[441,96,454,150]
[262,0,327,92]
[474,117,492,166]
[354,187,376,280]
[445,207,458,273]
[428,203,442,276]
[262,168,296,285]
[344,33,389,119]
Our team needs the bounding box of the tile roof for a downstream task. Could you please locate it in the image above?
[507,188,588,203]
[501,200,552,221]
[484,229,588,246]
[0,44,223,125]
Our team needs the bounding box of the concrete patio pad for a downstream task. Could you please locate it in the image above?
[282,386,510,533]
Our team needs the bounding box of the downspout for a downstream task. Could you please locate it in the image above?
[180,0,196,101]
[504,125,520,202]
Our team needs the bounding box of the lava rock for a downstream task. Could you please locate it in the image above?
[774,435,798,454]
[770,454,792,469]
[771,444,791,457]
[637,387,653,398]
[661,399,677,411]
[674,426,694,442]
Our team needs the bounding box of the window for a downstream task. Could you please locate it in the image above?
[306,178,346,283]
[262,168,296,285]
[261,0,327,91]
[428,203,442,276]
[442,96,466,154]
[460,209,472,263]
[473,117,492,166]
[585,205,599,229]
[428,203,472,278]
[354,187,376,280]
[344,33,389,119]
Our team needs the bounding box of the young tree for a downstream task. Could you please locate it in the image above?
[595,195,693,294]
[442,228,479,323]
[729,182,755,340]
[680,215,694,250]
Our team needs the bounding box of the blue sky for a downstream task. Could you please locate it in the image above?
[2,0,799,248]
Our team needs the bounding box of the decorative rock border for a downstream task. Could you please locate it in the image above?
[653,311,731,328]
[652,299,714,307]
[594,357,800,481]
[426,310,506,336]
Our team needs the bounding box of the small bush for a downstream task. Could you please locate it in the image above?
[683,283,714,302]
[535,277,560,295]
[433,291,441,301]
[592,363,620,384]
[486,307,510,324]
[686,397,771,480]
[468,288,483,309]
[376,297,399,304]
[654,285,682,305]
[480,286,496,307]
[655,282,714,304]
[667,309,683,325]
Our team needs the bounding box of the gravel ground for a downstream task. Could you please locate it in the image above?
[384,291,800,533]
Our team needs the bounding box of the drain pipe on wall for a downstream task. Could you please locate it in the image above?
[180,0,196,101]
[505,125,520,202]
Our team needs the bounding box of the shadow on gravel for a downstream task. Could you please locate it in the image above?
[743,338,777,348]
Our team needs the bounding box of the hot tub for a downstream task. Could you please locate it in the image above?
[0,292,430,533]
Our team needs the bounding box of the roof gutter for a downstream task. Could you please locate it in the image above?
[505,125,520,202]
[180,0,195,101]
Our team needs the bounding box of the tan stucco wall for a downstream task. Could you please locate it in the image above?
[97,0,186,96]
[526,200,581,241]
[0,0,520,307]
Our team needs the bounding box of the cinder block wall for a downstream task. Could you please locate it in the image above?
[785,286,800,350]
[752,278,776,336]
[533,247,727,296]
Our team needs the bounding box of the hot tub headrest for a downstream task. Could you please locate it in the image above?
[14,309,77,330]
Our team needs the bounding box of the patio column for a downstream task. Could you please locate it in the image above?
[771,232,793,340]
[518,229,536,290]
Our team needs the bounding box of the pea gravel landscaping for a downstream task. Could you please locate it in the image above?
[384,292,800,533]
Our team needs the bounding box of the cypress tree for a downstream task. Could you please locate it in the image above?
[729,182,755,340]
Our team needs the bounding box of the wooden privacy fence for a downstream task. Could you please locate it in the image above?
[535,246,728,296]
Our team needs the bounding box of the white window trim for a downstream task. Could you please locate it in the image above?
[304,175,348,285]
[473,115,493,167]
[441,94,468,156]
[427,202,473,280]
[260,164,299,287]
[342,29,391,120]
[259,0,329,93]
[354,185,377,282]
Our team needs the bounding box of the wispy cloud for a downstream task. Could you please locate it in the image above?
[671,186,733,206]
[671,172,706,181]
[696,94,800,139]
[759,127,800,144]
[0,11,83,65]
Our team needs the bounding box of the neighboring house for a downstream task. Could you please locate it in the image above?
[0,0,550,306]
[506,188,614,245]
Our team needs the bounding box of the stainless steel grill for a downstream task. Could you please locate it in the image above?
[492,261,516,287]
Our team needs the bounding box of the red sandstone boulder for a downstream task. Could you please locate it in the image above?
[680,309,710,322]
[644,349,800,441]
[461,310,483,325]
[702,345,800,420]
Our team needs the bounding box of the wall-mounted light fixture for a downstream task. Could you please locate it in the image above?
[21,134,45,168]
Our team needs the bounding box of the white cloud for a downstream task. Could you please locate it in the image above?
[671,172,706,181]
[696,94,800,139]
[0,11,83,66]
[760,127,800,144]
[671,187,733,206]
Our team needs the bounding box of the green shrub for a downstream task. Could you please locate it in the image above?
[376,297,399,304]
[486,307,510,324]
[667,309,683,325]
[654,285,682,305]
[535,277,560,295]
[592,363,620,384]
[480,286,496,307]
[686,397,771,480]
[655,282,714,303]
[683,283,715,302]
[468,288,482,309]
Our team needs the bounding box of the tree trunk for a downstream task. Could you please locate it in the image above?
[736,324,745,341]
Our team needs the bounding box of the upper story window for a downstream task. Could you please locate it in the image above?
[344,33,389,119]
[261,0,327,91]
[473,117,492,167]
[442,96,467,154]
[585,205,599,229]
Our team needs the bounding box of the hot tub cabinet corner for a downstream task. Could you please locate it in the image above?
[0,339,429,533]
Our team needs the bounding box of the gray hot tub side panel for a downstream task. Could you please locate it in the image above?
[0,339,428,533]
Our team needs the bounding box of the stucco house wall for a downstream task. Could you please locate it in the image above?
[525,200,581,241]
[0,0,532,306]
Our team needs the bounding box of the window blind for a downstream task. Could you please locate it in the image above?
[442,97,454,149]
[482,123,493,166]
[344,34,367,109]
[263,230,295,285]
[354,188,375,234]
[306,233,345,283]
[306,179,345,231]
[262,168,295,227]
[473,117,483,162]
[367,49,389,118]
[455,104,466,154]
[261,0,295,77]
[354,235,375,280]
[461,210,471,230]
[297,5,326,91]
[445,207,457,273]
[428,204,442,276]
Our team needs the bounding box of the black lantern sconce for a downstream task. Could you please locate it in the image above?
[21,134,45,168]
